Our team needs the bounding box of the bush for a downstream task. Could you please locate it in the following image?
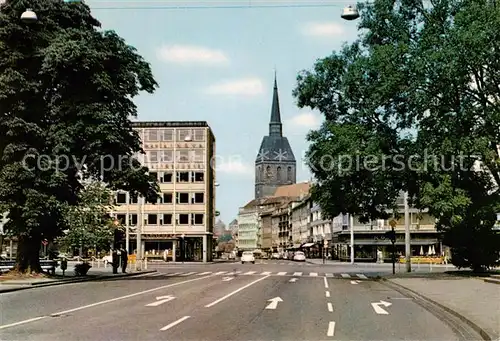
[74,262,92,276]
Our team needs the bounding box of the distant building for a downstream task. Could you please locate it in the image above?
[254,75,296,199]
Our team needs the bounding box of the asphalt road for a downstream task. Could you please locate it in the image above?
[0,261,477,341]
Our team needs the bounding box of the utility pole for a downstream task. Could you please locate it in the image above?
[136,196,143,271]
[125,192,130,254]
[349,214,355,264]
[404,191,411,272]
[386,220,397,275]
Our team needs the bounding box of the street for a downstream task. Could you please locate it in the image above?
[0,262,479,341]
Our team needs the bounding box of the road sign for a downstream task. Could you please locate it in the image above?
[265,297,283,310]
[371,300,392,314]
[145,295,175,307]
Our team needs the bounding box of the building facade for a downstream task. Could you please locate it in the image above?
[111,121,216,262]
[255,76,296,199]
[237,201,261,252]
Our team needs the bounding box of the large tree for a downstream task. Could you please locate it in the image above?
[294,0,500,271]
[0,0,159,273]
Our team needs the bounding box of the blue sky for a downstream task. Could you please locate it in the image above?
[86,1,359,224]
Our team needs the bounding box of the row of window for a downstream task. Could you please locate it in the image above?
[143,129,205,142]
[145,150,205,163]
[115,213,205,226]
[116,192,205,205]
[256,165,294,182]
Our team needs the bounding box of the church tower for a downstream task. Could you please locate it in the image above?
[255,75,296,199]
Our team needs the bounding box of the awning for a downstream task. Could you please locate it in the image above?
[301,243,315,248]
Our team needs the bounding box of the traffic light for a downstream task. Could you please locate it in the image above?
[385,229,396,244]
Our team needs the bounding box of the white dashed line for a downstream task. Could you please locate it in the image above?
[309,272,318,277]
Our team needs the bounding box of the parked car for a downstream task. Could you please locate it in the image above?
[293,251,306,262]
[241,251,255,264]
[271,253,280,259]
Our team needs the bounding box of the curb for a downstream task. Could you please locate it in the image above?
[382,278,492,341]
[0,270,157,294]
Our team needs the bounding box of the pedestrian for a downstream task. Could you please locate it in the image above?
[121,248,128,273]
[111,248,119,274]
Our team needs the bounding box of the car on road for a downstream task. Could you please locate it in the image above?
[293,251,306,262]
[241,251,255,264]
[271,253,280,259]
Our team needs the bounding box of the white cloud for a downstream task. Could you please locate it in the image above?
[205,78,264,96]
[301,22,345,37]
[217,158,253,177]
[156,45,228,64]
[287,112,322,131]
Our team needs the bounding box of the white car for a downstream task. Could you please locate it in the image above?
[293,251,306,262]
[241,251,255,264]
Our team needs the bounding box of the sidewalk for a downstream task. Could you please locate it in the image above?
[0,265,156,293]
[388,276,500,340]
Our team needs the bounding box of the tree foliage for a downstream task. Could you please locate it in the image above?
[57,181,116,253]
[294,0,500,271]
[0,0,159,272]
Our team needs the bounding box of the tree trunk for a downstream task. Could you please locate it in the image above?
[15,235,42,273]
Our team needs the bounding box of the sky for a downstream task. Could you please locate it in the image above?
[85,0,359,224]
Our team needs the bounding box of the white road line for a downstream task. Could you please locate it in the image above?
[327,321,336,337]
[0,317,46,330]
[357,274,368,279]
[197,272,212,276]
[293,272,303,276]
[0,274,216,331]
[327,302,333,312]
[341,273,350,278]
[214,271,227,275]
[261,271,271,275]
[205,275,270,308]
[160,316,191,331]
[277,272,287,276]
[165,272,182,276]
[150,272,165,277]
[309,272,318,277]
[325,273,334,277]
[325,291,330,297]
[135,272,159,278]
[179,272,196,276]
[323,277,329,288]
[243,271,256,275]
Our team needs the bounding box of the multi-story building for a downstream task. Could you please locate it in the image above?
[237,200,262,252]
[111,121,216,263]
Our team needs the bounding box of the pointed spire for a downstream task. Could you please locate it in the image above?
[269,70,282,136]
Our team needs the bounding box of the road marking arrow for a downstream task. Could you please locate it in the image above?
[350,280,361,284]
[289,278,298,283]
[222,276,234,282]
[371,300,392,314]
[265,297,283,310]
[145,295,175,307]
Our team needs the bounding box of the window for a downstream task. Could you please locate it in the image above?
[177,129,191,141]
[177,192,189,204]
[287,166,292,181]
[116,214,126,224]
[194,172,204,182]
[146,129,159,141]
[177,172,190,182]
[163,193,173,203]
[178,214,189,225]
[149,172,158,180]
[193,129,205,141]
[129,195,138,204]
[177,150,189,162]
[116,193,127,204]
[147,151,158,163]
[162,129,173,141]
[192,193,204,204]
[277,166,281,181]
[162,214,173,225]
[129,214,138,225]
[161,150,173,163]
[266,166,271,179]
[192,150,204,162]
[161,172,173,183]
[192,214,204,225]
[147,214,158,225]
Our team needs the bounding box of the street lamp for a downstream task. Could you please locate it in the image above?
[341,5,360,20]
[215,182,220,187]
[20,8,37,23]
